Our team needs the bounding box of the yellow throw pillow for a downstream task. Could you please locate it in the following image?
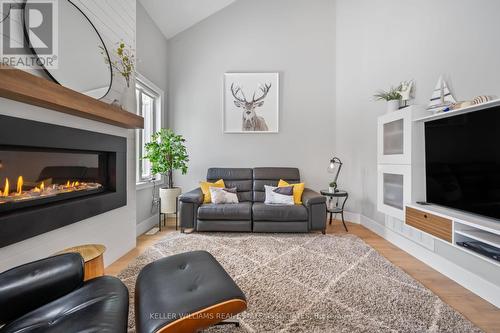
[200,179,225,203]
[278,179,305,205]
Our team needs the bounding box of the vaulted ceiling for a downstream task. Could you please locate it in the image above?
[138,0,237,39]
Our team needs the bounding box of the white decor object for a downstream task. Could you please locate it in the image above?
[120,76,137,113]
[328,186,336,193]
[386,100,400,113]
[209,187,239,204]
[223,72,279,133]
[264,185,294,205]
[160,187,181,214]
[427,75,456,111]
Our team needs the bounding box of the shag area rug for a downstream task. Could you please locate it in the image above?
[118,232,482,333]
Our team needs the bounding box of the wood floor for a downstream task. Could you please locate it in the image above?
[106,219,500,333]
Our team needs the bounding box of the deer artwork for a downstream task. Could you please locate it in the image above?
[231,82,272,131]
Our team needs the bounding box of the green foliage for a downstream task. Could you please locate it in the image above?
[329,181,337,188]
[374,84,402,101]
[100,40,135,87]
[143,129,189,188]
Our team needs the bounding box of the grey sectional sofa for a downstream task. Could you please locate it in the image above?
[179,167,327,233]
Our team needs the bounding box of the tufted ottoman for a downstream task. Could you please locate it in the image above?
[135,251,247,333]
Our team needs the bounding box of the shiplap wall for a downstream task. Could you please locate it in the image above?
[0,0,136,104]
[0,0,137,271]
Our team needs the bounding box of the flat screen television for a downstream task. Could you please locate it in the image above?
[425,104,500,220]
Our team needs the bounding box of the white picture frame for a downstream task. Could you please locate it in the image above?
[223,72,279,133]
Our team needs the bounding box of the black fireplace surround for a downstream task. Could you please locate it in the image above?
[0,115,126,247]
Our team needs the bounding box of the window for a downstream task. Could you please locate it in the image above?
[136,74,163,183]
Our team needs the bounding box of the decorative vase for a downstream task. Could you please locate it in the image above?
[119,76,136,113]
[160,187,182,214]
[329,186,336,193]
[387,100,400,113]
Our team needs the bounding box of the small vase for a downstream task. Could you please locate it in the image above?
[329,186,336,193]
[387,100,400,113]
[120,77,136,113]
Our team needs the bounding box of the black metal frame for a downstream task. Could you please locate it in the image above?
[321,190,349,232]
[22,0,113,100]
[0,115,127,247]
[158,196,179,231]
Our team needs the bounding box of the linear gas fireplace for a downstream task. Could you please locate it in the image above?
[0,115,126,247]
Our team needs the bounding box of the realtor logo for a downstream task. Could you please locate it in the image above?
[0,0,58,69]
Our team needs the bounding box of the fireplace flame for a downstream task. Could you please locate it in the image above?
[2,178,8,197]
[0,177,102,202]
[17,176,23,195]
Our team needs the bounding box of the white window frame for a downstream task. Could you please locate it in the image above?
[135,73,164,189]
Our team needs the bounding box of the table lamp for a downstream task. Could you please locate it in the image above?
[327,157,343,192]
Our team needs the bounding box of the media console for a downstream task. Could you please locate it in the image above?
[376,101,500,307]
[406,204,500,267]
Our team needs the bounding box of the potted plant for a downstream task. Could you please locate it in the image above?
[328,181,337,193]
[374,85,402,112]
[143,129,189,215]
[100,41,135,112]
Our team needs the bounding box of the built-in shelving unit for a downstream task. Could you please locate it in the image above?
[413,98,500,123]
[407,203,500,267]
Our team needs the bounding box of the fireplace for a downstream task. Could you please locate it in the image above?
[0,115,126,247]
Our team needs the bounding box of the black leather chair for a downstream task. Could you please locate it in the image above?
[0,253,129,333]
[179,167,327,233]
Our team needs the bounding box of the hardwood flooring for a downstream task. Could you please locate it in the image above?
[105,219,500,333]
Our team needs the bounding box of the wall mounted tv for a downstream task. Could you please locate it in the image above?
[425,104,500,220]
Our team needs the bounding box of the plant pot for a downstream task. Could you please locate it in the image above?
[159,187,182,214]
[387,100,400,113]
[328,186,336,193]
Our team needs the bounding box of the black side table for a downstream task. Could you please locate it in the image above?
[320,190,349,232]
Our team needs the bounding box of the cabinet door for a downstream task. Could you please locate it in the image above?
[377,164,411,220]
[377,111,412,164]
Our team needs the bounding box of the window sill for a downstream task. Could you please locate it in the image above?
[136,179,164,191]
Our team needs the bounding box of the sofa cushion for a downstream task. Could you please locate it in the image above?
[198,202,252,220]
[252,202,308,221]
[207,168,253,202]
[253,167,301,202]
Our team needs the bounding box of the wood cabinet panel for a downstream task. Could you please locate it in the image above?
[406,207,452,243]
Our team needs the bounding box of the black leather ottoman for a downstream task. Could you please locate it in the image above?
[135,251,247,333]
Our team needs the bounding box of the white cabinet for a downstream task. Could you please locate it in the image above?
[377,164,411,220]
[377,106,427,220]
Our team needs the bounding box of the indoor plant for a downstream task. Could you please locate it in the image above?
[328,181,337,193]
[143,129,189,214]
[374,85,402,112]
[100,41,135,112]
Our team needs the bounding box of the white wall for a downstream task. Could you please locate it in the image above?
[168,0,336,192]
[135,2,169,233]
[336,0,500,221]
[0,0,137,271]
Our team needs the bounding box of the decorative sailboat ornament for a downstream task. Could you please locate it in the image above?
[427,75,456,111]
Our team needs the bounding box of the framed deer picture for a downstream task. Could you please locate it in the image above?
[223,72,279,133]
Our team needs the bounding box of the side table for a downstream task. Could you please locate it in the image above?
[57,244,106,281]
[320,190,349,232]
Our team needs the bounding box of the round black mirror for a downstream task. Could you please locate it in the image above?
[24,0,112,100]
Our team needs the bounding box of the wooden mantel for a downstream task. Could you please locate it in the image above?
[0,65,144,129]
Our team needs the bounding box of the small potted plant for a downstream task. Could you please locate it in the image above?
[100,41,135,112]
[374,85,402,112]
[329,181,337,193]
[143,129,189,215]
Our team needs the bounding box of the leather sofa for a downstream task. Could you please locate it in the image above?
[179,167,327,233]
[0,253,129,333]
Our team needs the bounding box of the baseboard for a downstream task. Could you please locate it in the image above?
[136,214,159,236]
[343,211,360,224]
[360,215,500,308]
